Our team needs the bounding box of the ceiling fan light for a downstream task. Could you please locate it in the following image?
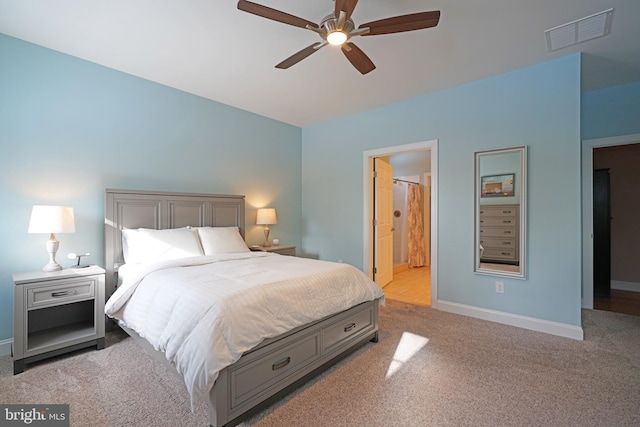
[327,31,347,46]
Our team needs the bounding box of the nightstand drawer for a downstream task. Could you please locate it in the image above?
[272,247,296,256]
[27,279,95,309]
[249,245,296,256]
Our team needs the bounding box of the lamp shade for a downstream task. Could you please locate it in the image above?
[256,208,277,225]
[28,206,75,234]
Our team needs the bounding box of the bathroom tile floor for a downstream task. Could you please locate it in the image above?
[383,266,431,307]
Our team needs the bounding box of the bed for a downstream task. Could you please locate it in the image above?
[104,189,384,427]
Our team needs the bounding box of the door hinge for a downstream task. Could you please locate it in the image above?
[373,267,377,274]
[372,171,378,178]
[373,219,377,226]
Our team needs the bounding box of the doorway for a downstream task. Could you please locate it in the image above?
[363,140,438,308]
[582,134,640,316]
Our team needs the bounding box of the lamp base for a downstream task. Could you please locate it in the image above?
[42,262,62,272]
[43,234,62,272]
[262,226,272,247]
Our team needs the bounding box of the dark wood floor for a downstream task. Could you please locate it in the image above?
[593,290,640,317]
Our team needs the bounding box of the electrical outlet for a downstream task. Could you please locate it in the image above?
[496,281,505,293]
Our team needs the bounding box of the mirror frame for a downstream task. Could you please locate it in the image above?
[474,146,527,279]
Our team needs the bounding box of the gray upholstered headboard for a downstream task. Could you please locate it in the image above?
[104,188,245,297]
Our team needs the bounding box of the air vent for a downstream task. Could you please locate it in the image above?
[545,8,613,52]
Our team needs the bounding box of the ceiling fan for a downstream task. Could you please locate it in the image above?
[237,0,441,75]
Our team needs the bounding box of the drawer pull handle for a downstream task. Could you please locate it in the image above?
[344,323,356,333]
[501,252,510,255]
[272,357,291,371]
[51,290,77,298]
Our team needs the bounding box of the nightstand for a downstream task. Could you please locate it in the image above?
[12,265,106,374]
[249,245,296,256]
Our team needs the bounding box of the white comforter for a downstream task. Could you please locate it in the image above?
[105,252,384,410]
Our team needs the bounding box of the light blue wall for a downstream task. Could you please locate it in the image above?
[0,30,593,342]
[0,34,302,342]
[581,81,640,140]
[302,55,582,326]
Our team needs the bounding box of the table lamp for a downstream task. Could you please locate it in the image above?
[256,208,277,247]
[28,205,75,272]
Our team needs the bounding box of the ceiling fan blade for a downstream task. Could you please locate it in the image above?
[334,0,358,21]
[276,43,324,69]
[341,42,375,75]
[360,11,440,36]
[237,0,318,29]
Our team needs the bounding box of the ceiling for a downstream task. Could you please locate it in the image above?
[1,0,639,127]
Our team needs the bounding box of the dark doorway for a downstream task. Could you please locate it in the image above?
[593,168,611,298]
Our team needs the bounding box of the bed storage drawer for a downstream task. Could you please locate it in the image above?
[212,300,379,427]
[229,332,320,409]
[322,304,375,354]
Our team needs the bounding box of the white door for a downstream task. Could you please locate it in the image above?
[375,158,394,286]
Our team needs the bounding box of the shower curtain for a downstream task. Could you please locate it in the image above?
[407,183,426,267]
[393,181,409,266]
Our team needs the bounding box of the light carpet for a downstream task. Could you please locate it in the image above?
[1,300,639,426]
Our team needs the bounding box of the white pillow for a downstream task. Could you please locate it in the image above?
[121,227,204,264]
[196,226,249,255]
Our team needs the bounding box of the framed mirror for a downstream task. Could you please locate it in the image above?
[474,146,527,279]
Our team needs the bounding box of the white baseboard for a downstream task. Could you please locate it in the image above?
[0,338,12,356]
[436,300,584,340]
[611,280,640,292]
